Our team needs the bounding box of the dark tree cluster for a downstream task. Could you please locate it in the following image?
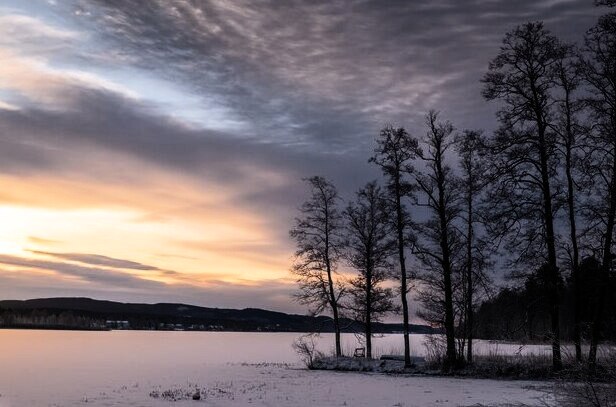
[0,309,107,330]
[290,1,616,372]
[475,257,616,344]
[291,113,491,370]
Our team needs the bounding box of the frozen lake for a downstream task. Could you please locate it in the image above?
[0,330,554,406]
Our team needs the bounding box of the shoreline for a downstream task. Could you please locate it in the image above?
[310,355,616,382]
[0,325,110,331]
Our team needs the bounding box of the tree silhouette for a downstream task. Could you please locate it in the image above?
[455,129,492,364]
[344,181,397,359]
[290,176,346,357]
[370,126,419,368]
[410,111,461,370]
[577,11,616,366]
[482,22,567,370]
[553,46,585,361]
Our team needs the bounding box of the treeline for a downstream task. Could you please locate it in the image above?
[0,309,107,330]
[289,1,616,371]
[0,300,438,333]
[476,258,616,342]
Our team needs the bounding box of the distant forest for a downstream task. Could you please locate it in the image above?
[0,309,107,331]
[0,297,436,334]
[475,258,616,342]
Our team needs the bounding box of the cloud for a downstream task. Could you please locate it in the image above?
[0,48,138,110]
[30,251,162,271]
[27,236,62,245]
[64,0,601,139]
[0,84,376,243]
[0,13,79,50]
[0,254,159,288]
[1,0,601,202]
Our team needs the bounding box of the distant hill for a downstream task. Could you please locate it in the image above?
[0,297,437,334]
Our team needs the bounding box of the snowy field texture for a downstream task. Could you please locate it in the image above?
[0,330,556,406]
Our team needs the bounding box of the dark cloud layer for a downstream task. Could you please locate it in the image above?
[2,0,603,219]
[67,0,601,139]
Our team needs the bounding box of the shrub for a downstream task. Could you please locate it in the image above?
[553,352,616,407]
[293,334,324,369]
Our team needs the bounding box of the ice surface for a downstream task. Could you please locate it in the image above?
[0,330,554,406]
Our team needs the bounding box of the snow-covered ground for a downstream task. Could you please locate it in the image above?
[68,363,554,407]
[0,330,556,406]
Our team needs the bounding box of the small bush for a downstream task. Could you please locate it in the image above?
[469,353,553,379]
[149,388,192,401]
[293,334,324,369]
[423,334,447,369]
[149,384,203,402]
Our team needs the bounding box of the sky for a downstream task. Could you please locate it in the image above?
[0,0,604,313]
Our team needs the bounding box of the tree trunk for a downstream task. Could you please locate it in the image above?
[435,141,457,370]
[366,263,373,359]
[563,85,582,362]
[530,72,562,369]
[566,143,582,362]
[394,176,412,368]
[441,233,457,370]
[588,142,616,366]
[466,185,474,364]
[538,122,562,371]
[327,267,342,357]
[324,204,342,358]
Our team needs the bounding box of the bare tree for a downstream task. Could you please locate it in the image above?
[290,176,346,357]
[482,22,567,370]
[370,126,419,368]
[577,11,616,366]
[344,181,397,359]
[553,47,585,362]
[455,129,492,364]
[411,111,461,370]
